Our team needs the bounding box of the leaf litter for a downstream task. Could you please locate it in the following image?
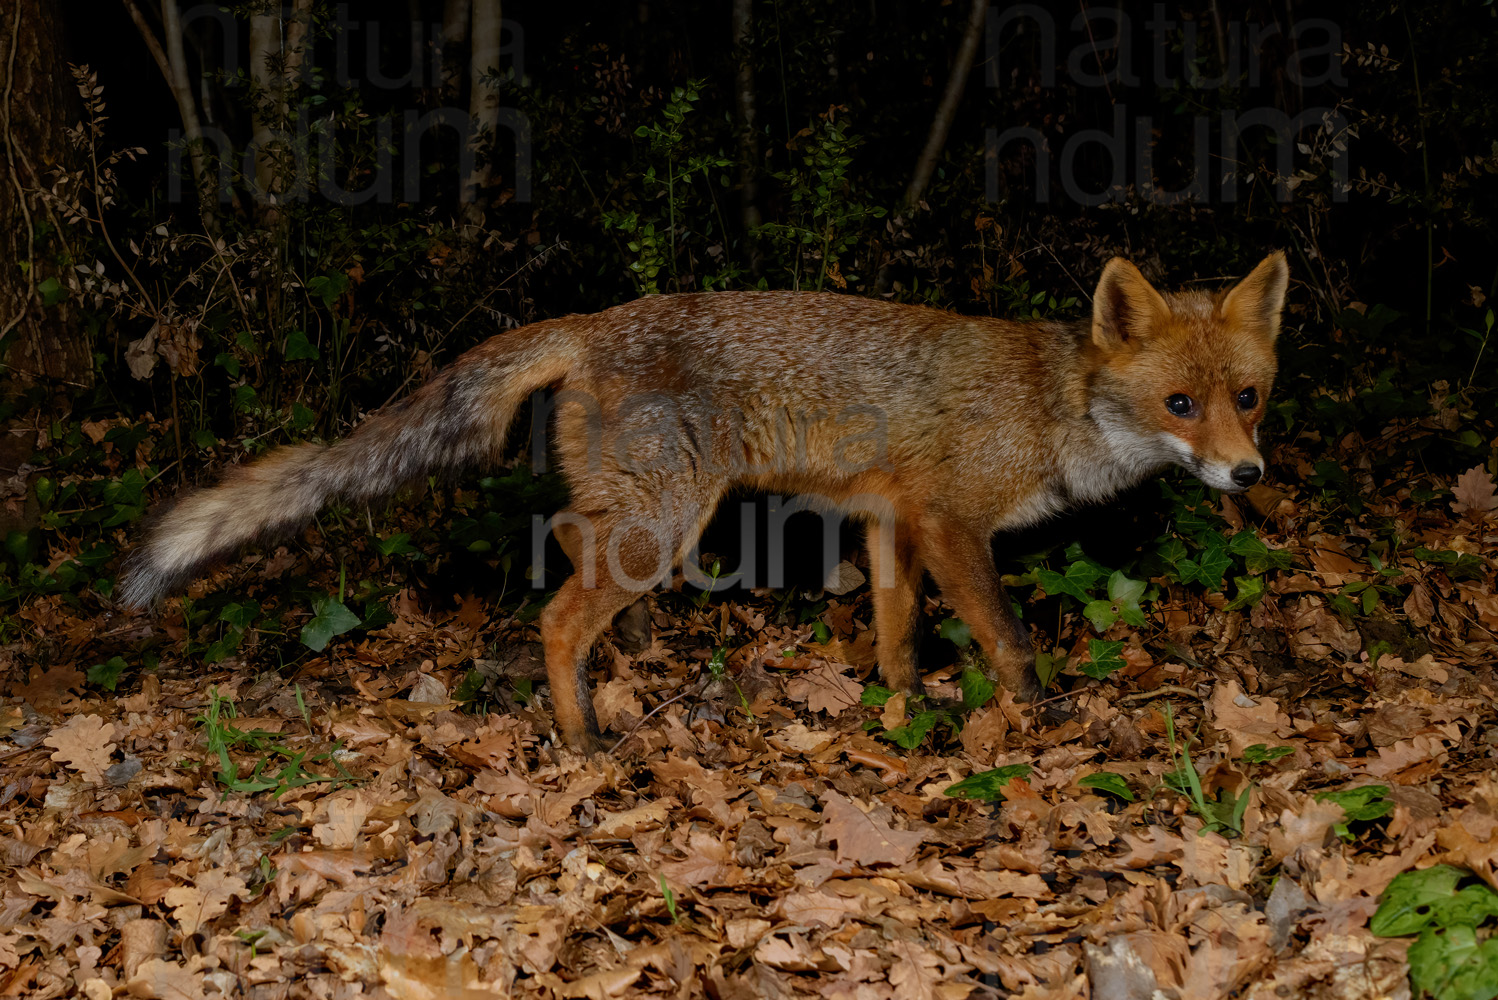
[0,454,1496,998]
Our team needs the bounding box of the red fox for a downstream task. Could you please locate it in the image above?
[121,253,1288,751]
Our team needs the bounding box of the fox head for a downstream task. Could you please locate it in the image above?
[1086,252,1289,493]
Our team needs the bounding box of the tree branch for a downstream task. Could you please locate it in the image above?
[903,0,986,212]
[121,0,213,224]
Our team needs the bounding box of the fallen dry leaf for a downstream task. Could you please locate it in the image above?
[1451,465,1498,518]
[819,791,925,867]
[43,714,116,784]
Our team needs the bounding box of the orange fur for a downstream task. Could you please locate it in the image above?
[123,254,1288,751]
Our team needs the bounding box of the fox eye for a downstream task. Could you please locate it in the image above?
[1237,387,1259,409]
[1165,394,1194,416]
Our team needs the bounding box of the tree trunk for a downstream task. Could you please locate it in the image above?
[461,0,502,227]
[0,0,88,386]
[249,13,278,200]
[903,0,986,212]
[441,0,471,98]
[249,0,309,207]
[122,0,214,227]
[732,0,761,241]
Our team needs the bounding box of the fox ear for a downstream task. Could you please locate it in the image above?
[1092,258,1171,350]
[1221,251,1290,340]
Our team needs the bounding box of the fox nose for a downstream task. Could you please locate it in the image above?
[1231,463,1262,488]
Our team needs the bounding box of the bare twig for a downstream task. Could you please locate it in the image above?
[1024,681,1202,711]
[461,0,503,225]
[119,0,174,82]
[1038,242,1093,304]
[1077,0,1114,106]
[608,679,709,754]
[904,0,986,211]
[1119,684,1203,704]
[80,78,158,319]
[377,240,567,410]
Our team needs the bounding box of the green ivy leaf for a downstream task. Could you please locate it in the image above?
[300,596,362,652]
[204,629,244,664]
[306,272,350,308]
[1155,537,1189,576]
[1316,784,1394,840]
[1188,536,1234,588]
[359,600,396,632]
[453,669,488,703]
[1373,865,1498,938]
[944,764,1032,802]
[883,710,939,749]
[1224,575,1266,611]
[1107,570,1145,606]
[1078,772,1135,801]
[374,533,419,557]
[220,601,260,630]
[1036,559,1106,602]
[75,543,115,568]
[284,329,320,361]
[1106,571,1148,627]
[37,276,68,306]
[958,667,994,711]
[938,617,972,648]
[1083,599,1118,631]
[1406,924,1498,1000]
[1081,639,1126,680]
[87,655,129,691]
[1241,744,1295,764]
[1079,571,1146,630]
[1228,530,1292,574]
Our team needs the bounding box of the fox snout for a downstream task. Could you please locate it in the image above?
[1164,400,1268,493]
[1162,430,1265,493]
[1193,453,1265,493]
[1231,462,1262,488]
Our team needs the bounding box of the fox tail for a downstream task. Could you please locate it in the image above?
[117,324,573,609]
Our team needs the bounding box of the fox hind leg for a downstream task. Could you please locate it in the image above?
[539,567,642,752]
[553,515,652,652]
[541,493,720,750]
[543,509,666,751]
[866,518,925,697]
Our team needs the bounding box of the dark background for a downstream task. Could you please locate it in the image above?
[2,0,1493,611]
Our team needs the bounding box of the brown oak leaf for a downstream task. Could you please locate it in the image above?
[819,790,924,867]
[163,868,248,935]
[1451,465,1498,518]
[43,714,116,784]
[785,661,863,716]
[1209,681,1293,757]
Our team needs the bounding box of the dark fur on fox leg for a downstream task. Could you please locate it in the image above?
[572,659,605,754]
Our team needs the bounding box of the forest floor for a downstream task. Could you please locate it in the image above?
[1,419,1497,1000]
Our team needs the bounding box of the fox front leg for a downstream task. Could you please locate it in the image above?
[916,519,1041,702]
